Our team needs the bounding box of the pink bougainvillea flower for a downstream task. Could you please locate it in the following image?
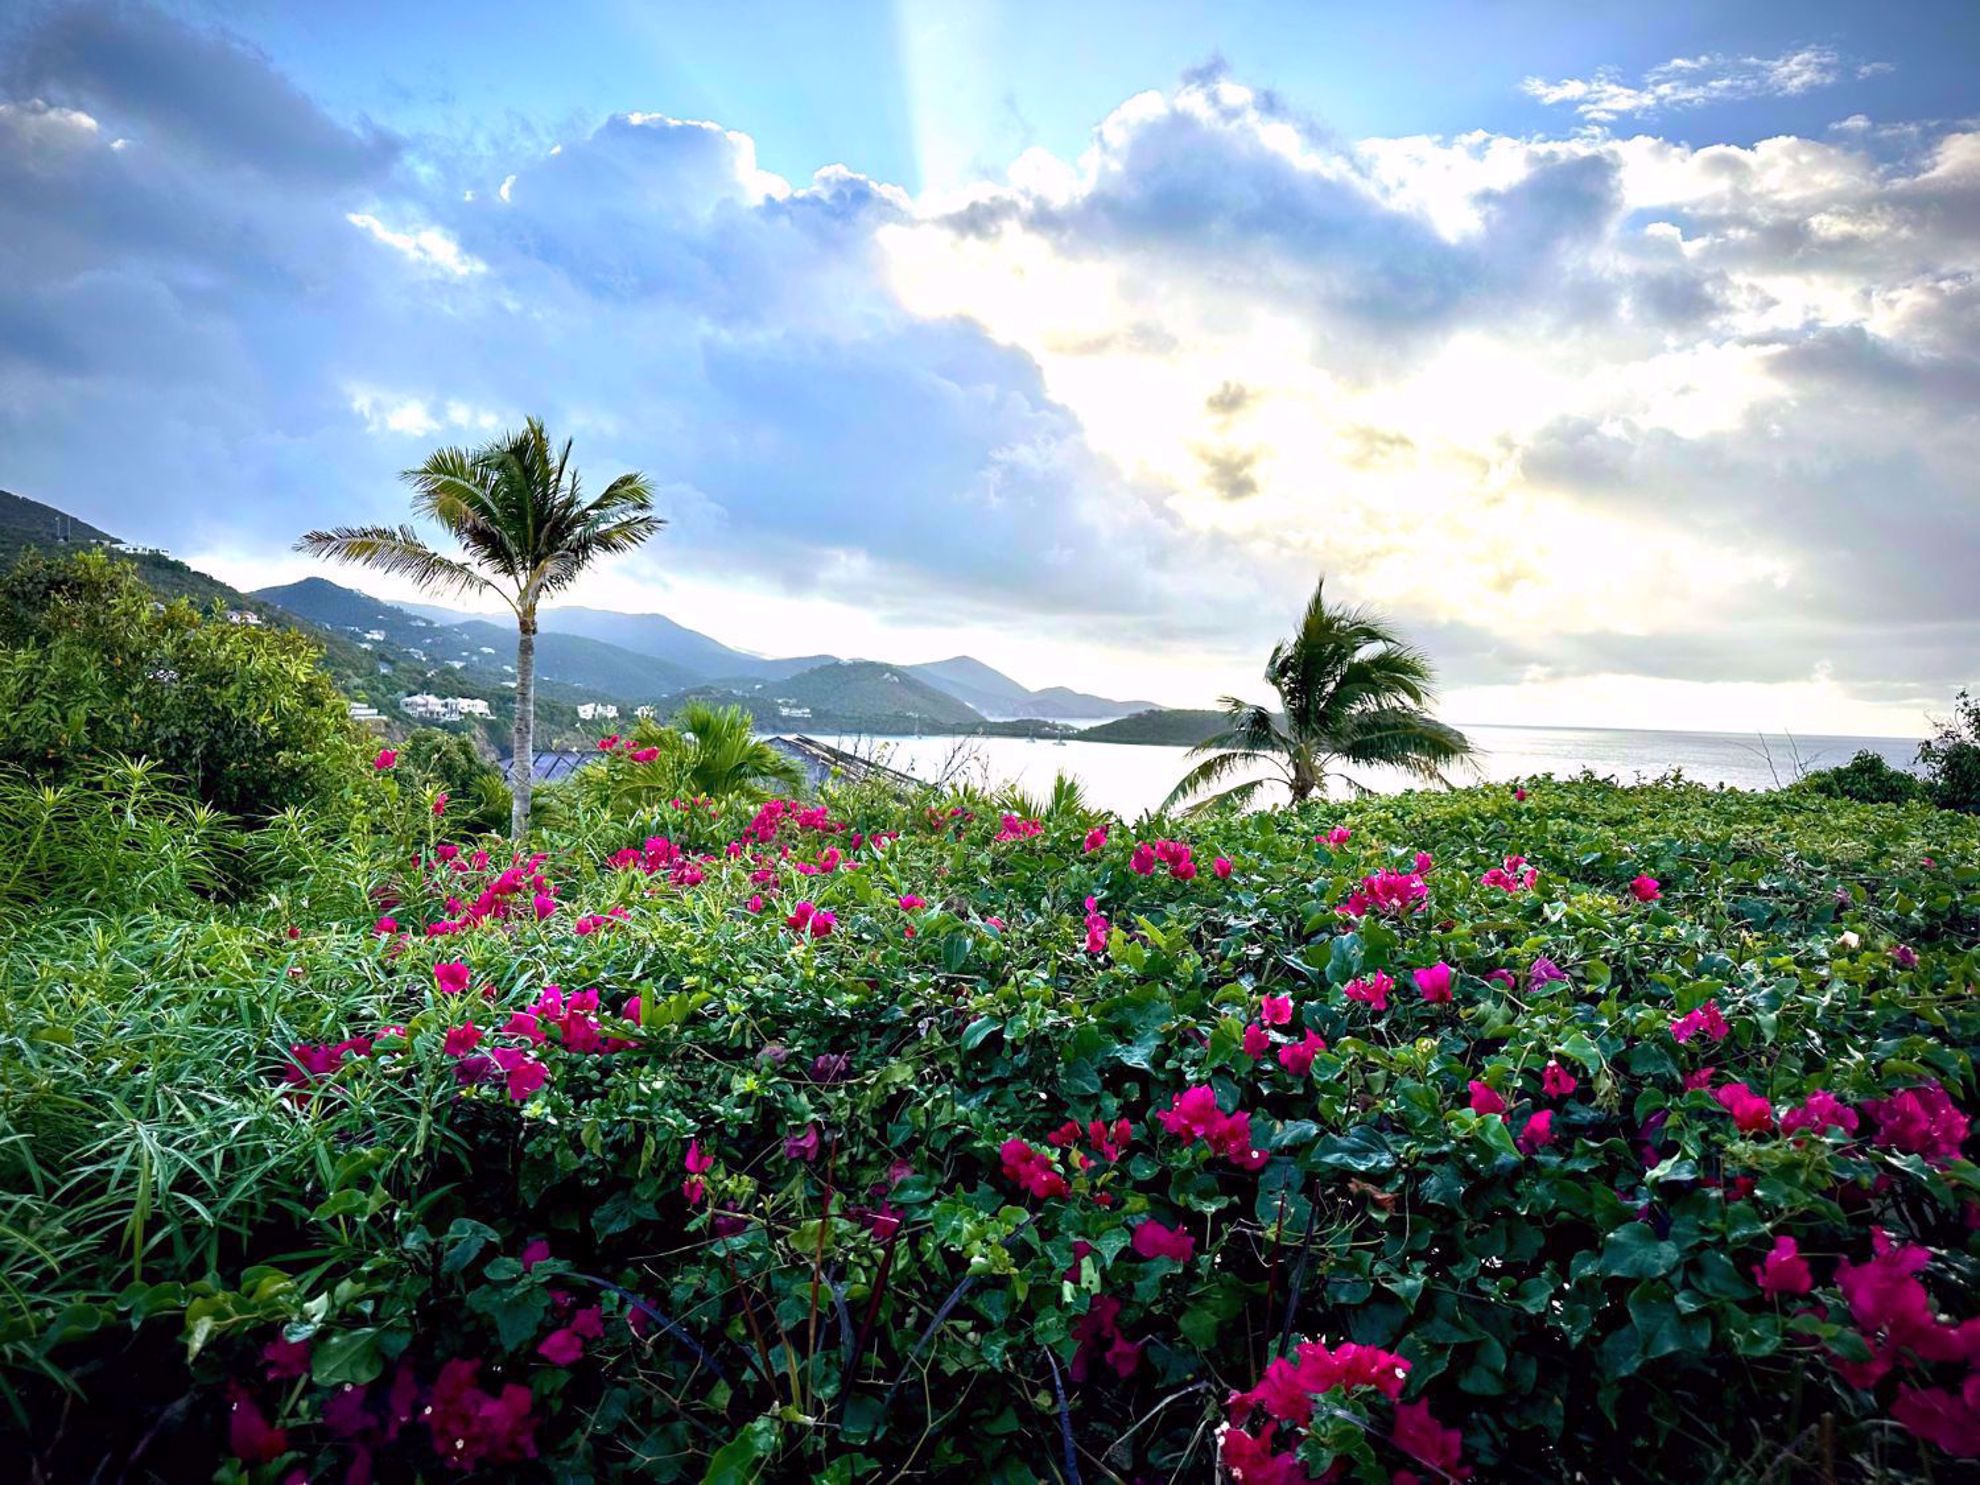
[1517,1109,1555,1153]
[994,813,1043,843]
[433,961,471,996]
[373,916,398,936]
[1514,786,1528,802]
[1715,1082,1777,1134]
[426,1359,537,1470]
[1324,826,1353,846]
[786,901,815,931]
[1630,874,1662,902]
[1155,1085,1264,1169]
[532,891,556,921]
[898,894,926,911]
[1414,850,1435,873]
[1259,993,1293,1026]
[1082,896,1110,955]
[1671,1000,1731,1044]
[372,748,397,771]
[1892,1382,1980,1457]
[1213,855,1232,879]
[1468,1081,1506,1116]
[1084,826,1108,853]
[443,1022,484,1056]
[1864,1082,1970,1165]
[1754,1235,1814,1296]
[432,791,449,817]
[520,1239,552,1271]
[1241,1022,1271,1060]
[628,747,660,763]
[998,1138,1068,1199]
[537,1327,585,1366]
[1277,1030,1326,1076]
[783,1123,821,1162]
[1128,842,1157,875]
[1527,956,1567,989]
[808,909,837,938]
[1414,962,1454,1003]
[597,735,620,751]
[1392,1399,1469,1480]
[1542,1060,1579,1098]
[1132,1219,1196,1263]
[1344,969,1394,1012]
[262,1335,312,1381]
[1893,944,1919,969]
[1683,1066,1719,1090]
[1781,1089,1859,1139]
[228,1385,289,1464]
[1221,1421,1306,1485]
[490,1047,547,1103]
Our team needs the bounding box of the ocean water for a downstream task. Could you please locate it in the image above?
[819,725,1923,821]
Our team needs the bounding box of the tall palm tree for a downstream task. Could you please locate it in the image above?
[674,702,803,798]
[297,418,660,837]
[1165,576,1472,814]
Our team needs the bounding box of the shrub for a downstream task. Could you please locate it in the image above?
[394,726,512,834]
[1919,690,1980,814]
[3,779,1977,1481]
[1793,749,1931,806]
[0,550,362,819]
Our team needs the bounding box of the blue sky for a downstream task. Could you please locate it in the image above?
[3,0,1977,731]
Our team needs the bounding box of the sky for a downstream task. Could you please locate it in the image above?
[2,0,1977,735]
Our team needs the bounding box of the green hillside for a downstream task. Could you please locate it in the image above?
[1079,706,1231,745]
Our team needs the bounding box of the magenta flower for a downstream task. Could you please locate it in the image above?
[537,1328,584,1366]
[1893,944,1919,969]
[784,1123,821,1162]
[1715,1082,1776,1134]
[1754,1235,1813,1296]
[1278,1030,1326,1076]
[809,909,837,938]
[532,891,556,920]
[1414,962,1454,1003]
[999,1138,1069,1199]
[1864,1082,1970,1165]
[786,901,816,931]
[898,894,926,910]
[432,791,449,817]
[443,1022,484,1056]
[629,746,660,763]
[1213,856,1232,879]
[372,748,397,771]
[373,916,398,936]
[228,1387,288,1464]
[1781,1089,1858,1139]
[1132,1219,1196,1263]
[1084,826,1108,853]
[433,961,471,996]
[1344,970,1394,1012]
[1129,842,1157,874]
[1260,993,1293,1026]
[520,1239,551,1271]
[490,1047,547,1102]
[1671,1000,1731,1044]
[1630,874,1662,902]
[262,1335,311,1381]
[1542,1060,1578,1098]
[1241,1022,1271,1059]
[1414,850,1435,873]
[1325,826,1353,846]
[1517,1109,1555,1153]
[1467,1081,1506,1116]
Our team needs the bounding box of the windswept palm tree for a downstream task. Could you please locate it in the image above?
[674,702,803,799]
[1164,576,1472,814]
[297,418,660,838]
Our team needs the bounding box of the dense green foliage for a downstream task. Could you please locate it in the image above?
[3,771,1975,1482]
[0,551,361,820]
[1079,706,1231,746]
[1919,692,1980,815]
[1794,751,1933,807]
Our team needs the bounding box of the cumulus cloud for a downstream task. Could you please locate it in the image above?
[0,1,1972,727]
[1522,46,1865,121]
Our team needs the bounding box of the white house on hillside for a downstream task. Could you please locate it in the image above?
[577,702,620,721]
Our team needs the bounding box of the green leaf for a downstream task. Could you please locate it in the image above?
[702,1415,781,1484]
[961,1016,1001,1053]
[1598,1224,1680,1279]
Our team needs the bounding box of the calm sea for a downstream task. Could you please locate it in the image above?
[820,725,1924,821]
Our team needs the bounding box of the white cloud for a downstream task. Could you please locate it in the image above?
[1522,46,1865,121]
[344,211,485,277]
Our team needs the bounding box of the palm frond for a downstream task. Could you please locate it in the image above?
[292,526,503,603]
[1179,774,1278,818]
[1163,747,1281,814]
[1332,706,1475,785]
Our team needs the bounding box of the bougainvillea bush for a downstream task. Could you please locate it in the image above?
[3,775,1977,1482]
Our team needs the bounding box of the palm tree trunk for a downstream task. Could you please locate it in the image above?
[511,616,536,839]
